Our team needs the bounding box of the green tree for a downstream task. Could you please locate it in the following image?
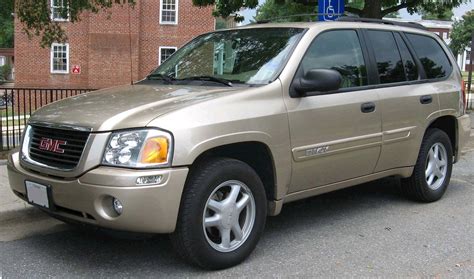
[16,0,134,47]
[194,0,470,22]
[0,0,14,48]
[450,10,474,57]
[421,8,454,21]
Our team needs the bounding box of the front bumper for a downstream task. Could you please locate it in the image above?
[455,114,471,162]
[7,151,189,233]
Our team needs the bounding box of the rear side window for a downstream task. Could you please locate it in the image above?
[301,30,368,88]
[394,33,418,81]
[405,33,452,79]
[367,30,405,84]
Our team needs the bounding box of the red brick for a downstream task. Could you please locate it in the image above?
[14,0,215,89]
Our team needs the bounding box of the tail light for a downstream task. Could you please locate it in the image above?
[461,79,467,114]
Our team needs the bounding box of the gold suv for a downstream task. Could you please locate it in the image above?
[7,18,471,269]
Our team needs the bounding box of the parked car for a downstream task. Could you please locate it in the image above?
[7,18,471,269]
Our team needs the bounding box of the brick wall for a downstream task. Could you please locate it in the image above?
[14,0,215,89]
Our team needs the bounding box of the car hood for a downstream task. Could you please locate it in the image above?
[29,84,242,131]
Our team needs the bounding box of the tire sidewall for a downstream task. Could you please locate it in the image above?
[417,129,453,201]
[180,158,267,269]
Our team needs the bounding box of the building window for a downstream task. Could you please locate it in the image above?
[159,46,177,65]
[160,0,178,24]
[50,43,69,74]
[0,56,5,66]
[51,0,69,21]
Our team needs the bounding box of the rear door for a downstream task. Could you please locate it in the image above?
[285,29,382,193]
[365,30,448,172]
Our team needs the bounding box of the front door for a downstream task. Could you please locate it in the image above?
[285,29,382,193]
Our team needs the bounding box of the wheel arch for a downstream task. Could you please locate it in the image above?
[425,115,457,158]
[187,141,278,211]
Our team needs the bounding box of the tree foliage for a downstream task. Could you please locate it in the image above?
[0,0,14,48]
[16,0,134,47]
[194,0,471,21]
[421,7,454,21]
[450,10,474,57]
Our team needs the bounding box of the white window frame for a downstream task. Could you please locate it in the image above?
[51,0,70,22]
[159,46,177,65]
[159,0,179,25]
[50,43,70,74]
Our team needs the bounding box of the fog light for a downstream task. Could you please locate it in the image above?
[136,175,163,185]
[112,198,123,215]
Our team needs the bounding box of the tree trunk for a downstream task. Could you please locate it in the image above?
[361,0,382,19]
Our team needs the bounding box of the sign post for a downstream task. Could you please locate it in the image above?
[318,0,345,21]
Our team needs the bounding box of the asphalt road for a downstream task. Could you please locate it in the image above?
[0,152,473,277]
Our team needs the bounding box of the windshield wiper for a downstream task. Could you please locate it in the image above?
[147,73,176,84]
[180,76,234,87]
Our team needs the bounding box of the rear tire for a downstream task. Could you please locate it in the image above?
[401,128,453,202]
[171,158,267,270]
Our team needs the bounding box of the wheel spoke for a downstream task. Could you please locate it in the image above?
[208,199,223,213]
[232,224,243,241]
[226,184,241,204]
[221,228,231,248]
[425,162,433,177]
[438,158,446,167]
[427,173,435,185]
[204,215,221,228]
[428,148,435,161]
[236,194,250,212]
[433,145,439,159]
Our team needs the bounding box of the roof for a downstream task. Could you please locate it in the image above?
[235,20,432,34]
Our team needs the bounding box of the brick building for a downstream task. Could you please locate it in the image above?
[14,0,215,89]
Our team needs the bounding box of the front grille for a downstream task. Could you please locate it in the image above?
[28,125,90,169]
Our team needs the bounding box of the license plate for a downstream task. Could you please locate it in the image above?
[25,181,50,209]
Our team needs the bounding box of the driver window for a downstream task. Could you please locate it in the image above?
[301,30,368,88]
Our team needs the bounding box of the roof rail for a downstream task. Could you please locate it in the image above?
[336,17,427,31]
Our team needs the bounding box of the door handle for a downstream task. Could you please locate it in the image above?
[420,95,433,104]
[361,102,376,113]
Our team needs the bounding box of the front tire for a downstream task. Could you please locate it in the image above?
[401,128,453,202]
[171,158,267,269]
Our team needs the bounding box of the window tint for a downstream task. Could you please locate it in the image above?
[406,33,452,79]
[367,31,405,84]
[394,33,418,81]
[301,30,368,88]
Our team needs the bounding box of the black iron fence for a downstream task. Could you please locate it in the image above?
[0,88,94,151]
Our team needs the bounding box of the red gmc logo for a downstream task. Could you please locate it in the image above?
[39,138,67,154]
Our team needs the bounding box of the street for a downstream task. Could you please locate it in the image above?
[0,146,473,277]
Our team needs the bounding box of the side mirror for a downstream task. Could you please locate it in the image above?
[293,69,342,96]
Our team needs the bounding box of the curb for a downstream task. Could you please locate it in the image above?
[0,160,7,166]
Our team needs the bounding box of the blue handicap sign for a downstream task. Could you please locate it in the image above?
[318,0,345,21]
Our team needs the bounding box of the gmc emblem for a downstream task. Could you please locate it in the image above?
[39,138,67,154]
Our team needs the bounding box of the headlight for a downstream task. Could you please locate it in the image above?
[102,129,172,168]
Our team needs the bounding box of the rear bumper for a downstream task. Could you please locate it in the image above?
[455,114,471,162]
[7,151,188,233]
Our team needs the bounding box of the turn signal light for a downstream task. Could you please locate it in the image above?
[140,137,169,164]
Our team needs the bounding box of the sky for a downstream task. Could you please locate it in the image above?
[240,1,473,24]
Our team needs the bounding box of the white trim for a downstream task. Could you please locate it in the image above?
[50,43,70,74]
[0,56,5,66]
[159,46,177,65]
[159,0,179,25]
[50,0,69,22]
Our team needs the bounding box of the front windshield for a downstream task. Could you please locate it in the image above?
[149,28,305,85]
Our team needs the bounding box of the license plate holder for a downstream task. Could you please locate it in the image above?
[25,181,52,209]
